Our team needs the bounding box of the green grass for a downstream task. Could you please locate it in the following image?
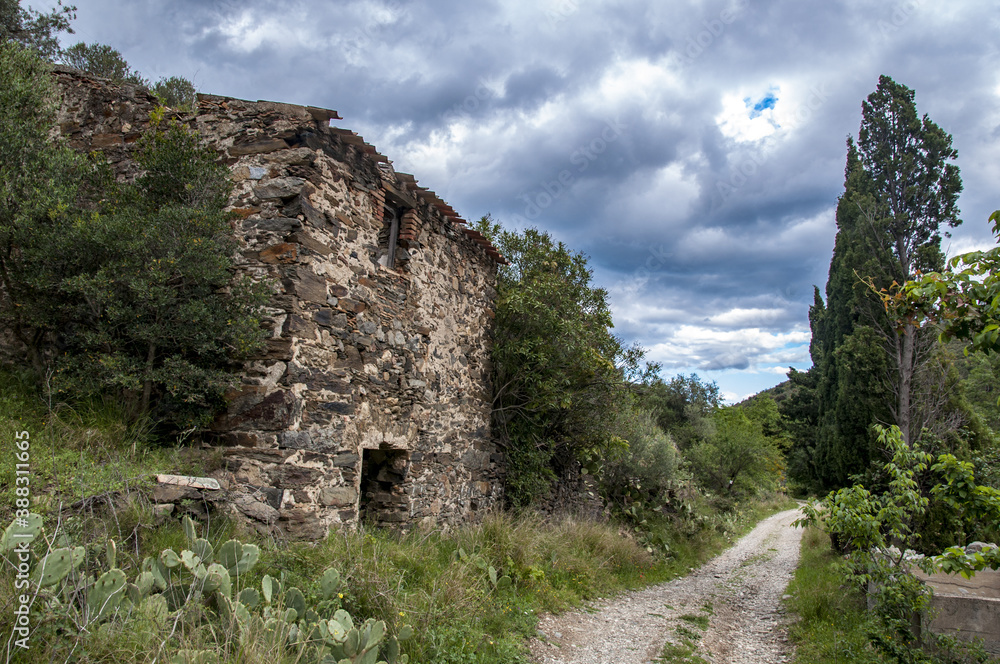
[659,638,710,664]
[658,602,713,663]
[679,613,709,629]
[784,526,882,664]
[0,370,799,664]
[0,368,213,524]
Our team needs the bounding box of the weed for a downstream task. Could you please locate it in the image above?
[679,613,709,630]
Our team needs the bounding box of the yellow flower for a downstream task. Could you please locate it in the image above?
[338,593,344,599]
[398,611,405,617]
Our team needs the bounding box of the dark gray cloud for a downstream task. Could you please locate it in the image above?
[58,0,999,399]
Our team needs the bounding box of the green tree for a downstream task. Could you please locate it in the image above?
[0,44,269,428]
[802,76,964,488]
[899,210,1000,356]
[0,41,87,373]
[855,75,962,447]
[476,216,633,507]
[633,372,720,450]
[48,117,271,426]
[61,41,147,85]
[686,397,784,499]
[152,75,197,111]
[0,0,75,60]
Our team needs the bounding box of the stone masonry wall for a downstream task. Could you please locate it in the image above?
[52,67,504,538]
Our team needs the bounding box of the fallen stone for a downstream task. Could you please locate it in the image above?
[156,474,222,490]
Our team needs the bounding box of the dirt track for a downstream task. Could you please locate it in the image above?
[529,508,804,664]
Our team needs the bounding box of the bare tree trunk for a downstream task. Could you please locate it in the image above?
[898,324,915,446]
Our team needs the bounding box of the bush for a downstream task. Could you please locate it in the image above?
[601,406,683,511]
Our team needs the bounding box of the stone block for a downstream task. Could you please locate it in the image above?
[230,138,289,156]
[233,493,279,524]
[225,389,297,430]
[274,465,322,488]
[284,314,317,335]
[301,199,328,227]
[285,266,328,303]
[264,338,293,361]
[152,484,196,503]
[289,232,333,256]
[319,401,354,416]
[320,486,358,507]
[334,453,360,467]
[280,430,312,449]
[314,308,335,327]
[254,177,306,200]
[259,243,299,263]
[334,347,363,371]
[156,474,222,490]
[271,147,316,165]
[279,509,329,540]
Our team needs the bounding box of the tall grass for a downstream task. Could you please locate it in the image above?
[0,368,797,663]
[785,526,881,664]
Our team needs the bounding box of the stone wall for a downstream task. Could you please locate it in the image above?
[52,67,504,538]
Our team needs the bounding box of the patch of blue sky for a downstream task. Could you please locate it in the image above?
[745,87,779,119]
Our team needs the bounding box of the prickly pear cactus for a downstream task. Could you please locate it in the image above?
[1,513,43,552]
[106,539,117,569]
[284,586,306,620]
[262,574,280,604]
[217,540,258,575]
[87,568,127,622]
[182,515,198,545]
[33,547,81,587]
[321,567,342,599]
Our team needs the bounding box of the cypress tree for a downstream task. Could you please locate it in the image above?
[803,76,962,488]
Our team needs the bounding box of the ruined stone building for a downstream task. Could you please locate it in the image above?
[52,67,505,538]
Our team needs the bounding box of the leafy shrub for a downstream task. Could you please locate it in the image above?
[686,402,783,501]
[799,425,1000,662]
[601,406,683,511]
[152,76,197,111]
[475,217,636,507]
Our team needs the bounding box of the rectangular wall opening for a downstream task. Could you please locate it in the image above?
[359,448,410,527]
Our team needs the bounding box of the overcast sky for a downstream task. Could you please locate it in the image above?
[54,0,1000,401]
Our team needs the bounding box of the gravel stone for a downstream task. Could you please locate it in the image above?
[529,508,805,664]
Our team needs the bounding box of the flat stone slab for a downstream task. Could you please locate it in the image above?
[155,474,222,491]
[915,568,1000,599]
[914,569,1000,653]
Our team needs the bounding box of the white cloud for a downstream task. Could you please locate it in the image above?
[716,89,780,142]
[706,307,787,328]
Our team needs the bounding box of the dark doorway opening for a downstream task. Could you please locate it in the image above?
[359,448,409,527]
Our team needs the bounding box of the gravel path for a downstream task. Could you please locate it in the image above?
[529,507,805,664]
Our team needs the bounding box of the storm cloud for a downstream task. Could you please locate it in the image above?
[59,0,1000,400]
